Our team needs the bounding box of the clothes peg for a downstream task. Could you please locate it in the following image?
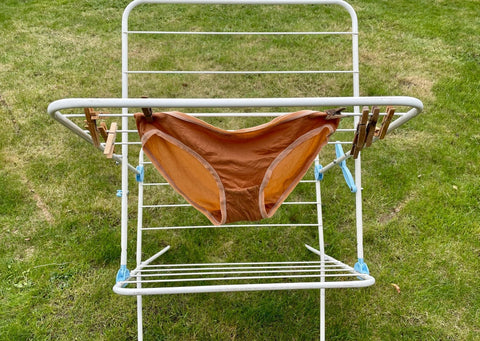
[356,106,369,149]
[141,96,154,122]
[98,121,109,142]
[376,106,396,139]
[324,107,346,119]
[365,106,380,147]
[350,132,359,159]
[142,107,154,122]
[84,107,101,147]
[350,106,369,159]
[104,122,118,159]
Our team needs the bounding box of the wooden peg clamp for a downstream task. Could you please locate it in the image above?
[103,122,118,159]
[377,106,396,139]
[142,107,154,122]
[140,96,154,122]
[350,106,370,159]
[365,106,380,147]
[98,121,109,142]
[325,107,346,118]
[357,106,369,149]
[84,107,101,147]
[350,132,359,159]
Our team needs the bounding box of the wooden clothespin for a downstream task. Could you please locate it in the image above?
[141,96,154,122]
[103,122,117,159]
[376,106,396,139]
[84,107,101,147]
[351,133,359,159]
[365,106,380,147]
[351,106,370,159]
[357,106,369,148]
[98,121,109,142]
[141,107,154,122]
[325,107,346,119]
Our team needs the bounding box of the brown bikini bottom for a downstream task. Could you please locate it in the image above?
[135,110,340,225]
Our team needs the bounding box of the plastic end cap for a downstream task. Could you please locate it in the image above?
[116,265,130,284]
[136,165,145,182]
[354,258,370,275]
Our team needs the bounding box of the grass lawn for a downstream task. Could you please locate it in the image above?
[1,0,479,340]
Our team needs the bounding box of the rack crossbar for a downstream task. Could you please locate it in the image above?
[126,30,355,35]
[141,223,319,230]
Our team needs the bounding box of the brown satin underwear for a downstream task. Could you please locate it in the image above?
[135,110,340,225]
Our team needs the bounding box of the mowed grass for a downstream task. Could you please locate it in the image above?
[1,0,479,340]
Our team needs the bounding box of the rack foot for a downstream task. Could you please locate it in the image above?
[354,258,369,275]
[116,264,131,283]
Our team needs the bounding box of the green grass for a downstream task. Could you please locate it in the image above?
[1,0,479,340]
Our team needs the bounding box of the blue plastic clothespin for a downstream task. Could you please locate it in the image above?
[335,143,357,193]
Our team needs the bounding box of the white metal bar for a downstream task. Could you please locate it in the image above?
[351,0,361,267]
[137,295,143,341]
[138,264,341,272]
[113,278,375,295]
[126,30,355,35]
[141,201,321,208]
[307,246,365,274]
[125,0,355,4]
[136,151,145,268]
[354,154,364,260]
[63,111,408,119]
[112,142,142,145]
[136,246,171,270]
[141,223,318,230]
[120,0,130,275]
[144,260,330,267]
[139,265,338,271]
[126,70,355,74]
[125,273,362,285]
[132,269,352,279]
[136,152,144,341]
[122,0,359,13]
[105,140,352,146]
[141,180,318,186]
[314,158,327,341]
[142,204,191,208]
[119,120,130,269]
[48,96,423,112]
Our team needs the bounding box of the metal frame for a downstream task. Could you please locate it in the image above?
[47,1,423,340]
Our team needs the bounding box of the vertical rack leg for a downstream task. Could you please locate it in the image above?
[116,107,131,284]
[137,150,145,341]
[120,107,130,269]
[315,159,326,341]
[119,0,130,278]
[320,288,325,341]
[137,295,143,341]
[352,5,362,264]
[354,155,364,262]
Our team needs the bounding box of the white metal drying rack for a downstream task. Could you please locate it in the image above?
[48,1,423,340]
